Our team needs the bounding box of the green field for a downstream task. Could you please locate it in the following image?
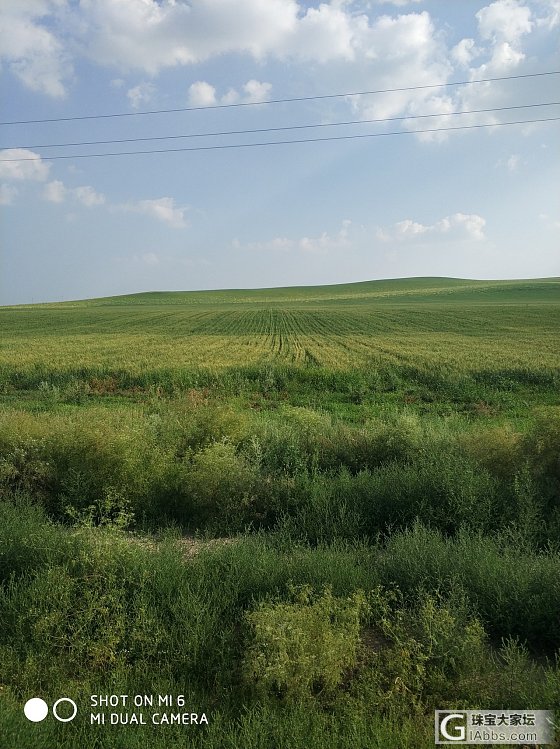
[1,277,559,748]
[1,277,559,399]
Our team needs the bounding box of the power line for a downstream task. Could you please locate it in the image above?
[4,101,559,151]
[2,70,559,127]
[1,117,558,162]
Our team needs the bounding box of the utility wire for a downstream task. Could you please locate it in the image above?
[1,117,558,162]
[4,101,559,151]
[2,70,559,126]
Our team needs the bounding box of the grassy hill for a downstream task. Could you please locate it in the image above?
[8,276,559,307]
[1,277,558,394]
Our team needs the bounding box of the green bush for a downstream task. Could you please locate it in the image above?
[247,420,310,475]
[379,523,560,650]
[247,408,426,477]
[491,637,560,708]
[458,425,521,481]
[0,442,52,500]
[243,585,369,702]
[0,529,236,692]
[160,396,250,455]
[0,497,79,582]
[63,483,135,529]
[184,440,258,528]
[522,408,560,493]
[0,408,175,528]
[361,586,488,710]
[368,451,496,535]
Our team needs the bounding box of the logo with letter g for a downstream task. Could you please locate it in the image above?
[439,713,466,742]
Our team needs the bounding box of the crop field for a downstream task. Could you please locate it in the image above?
[1,277,559,749]
[1,277,559,387]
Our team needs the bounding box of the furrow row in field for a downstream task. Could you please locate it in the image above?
[2,297,559,380]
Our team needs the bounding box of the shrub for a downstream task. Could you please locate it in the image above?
[458,425,521,481]
[61,379,91,404]
[312,411,425,474]
[243,585,369,702]
[184,440,258,528]
[355,451,496,536]
[248,420,310,475]
[0,530,234,692]
[37,380,61,404]
[275,469,364,544]
[364,411,424,466]
[0,497,79,582]
[162,397,250,456]
[0,408,175,528]
[248,408,427,477]
[63,484,135,529]
[522,408,560,485]
[379,523,560,651]
[0,442,52,500]
[363,586,488,709]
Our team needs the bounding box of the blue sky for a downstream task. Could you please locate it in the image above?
[1,0,559,304]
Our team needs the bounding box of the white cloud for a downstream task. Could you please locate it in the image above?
[377,213,486,242]
[279,3,363,62]
[4,0,445,93]
[299,220,352,254]
[42,180,105,206]
[43,179,66,202]
[485,39,525,69]
[127,81,156,110]
[507,154,520,171]
[80,0,299,73]
[74,185,106,207]
[138,252,160,266]
[402,93,456,141]
[3,0,555,152]
[242,236,295,252]
[1,0,441,93]
[221,88,240,105]
[538,212,560,230]
[434,1,542,137]
[0,184,19,205]
[394,219,430,238]
[536,0,560,29]
[451,38,480,67]
[0,150,50,181]
[41,178,185,226]
[343,11,453,122]
[0,1,71,97]
[121,197,189,229]
[452,213,486,240]
[242,80,272,103]
[188,81,217,107]
[243,220,352,254]
[188,79,272,107]
[361,11,441,64]
[476,0,533,43]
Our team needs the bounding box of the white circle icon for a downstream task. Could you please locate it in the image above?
[52,698,78,723]
[24,698,49,722]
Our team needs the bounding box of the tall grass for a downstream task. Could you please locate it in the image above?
[1,402,558,546]
[1,280,559,748]
[1,507,559,748]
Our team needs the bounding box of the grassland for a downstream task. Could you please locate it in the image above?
[1,278,559,412]
[1,277,559,748]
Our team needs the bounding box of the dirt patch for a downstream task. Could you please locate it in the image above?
[120,532,236,559]
[175,536,236,558]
